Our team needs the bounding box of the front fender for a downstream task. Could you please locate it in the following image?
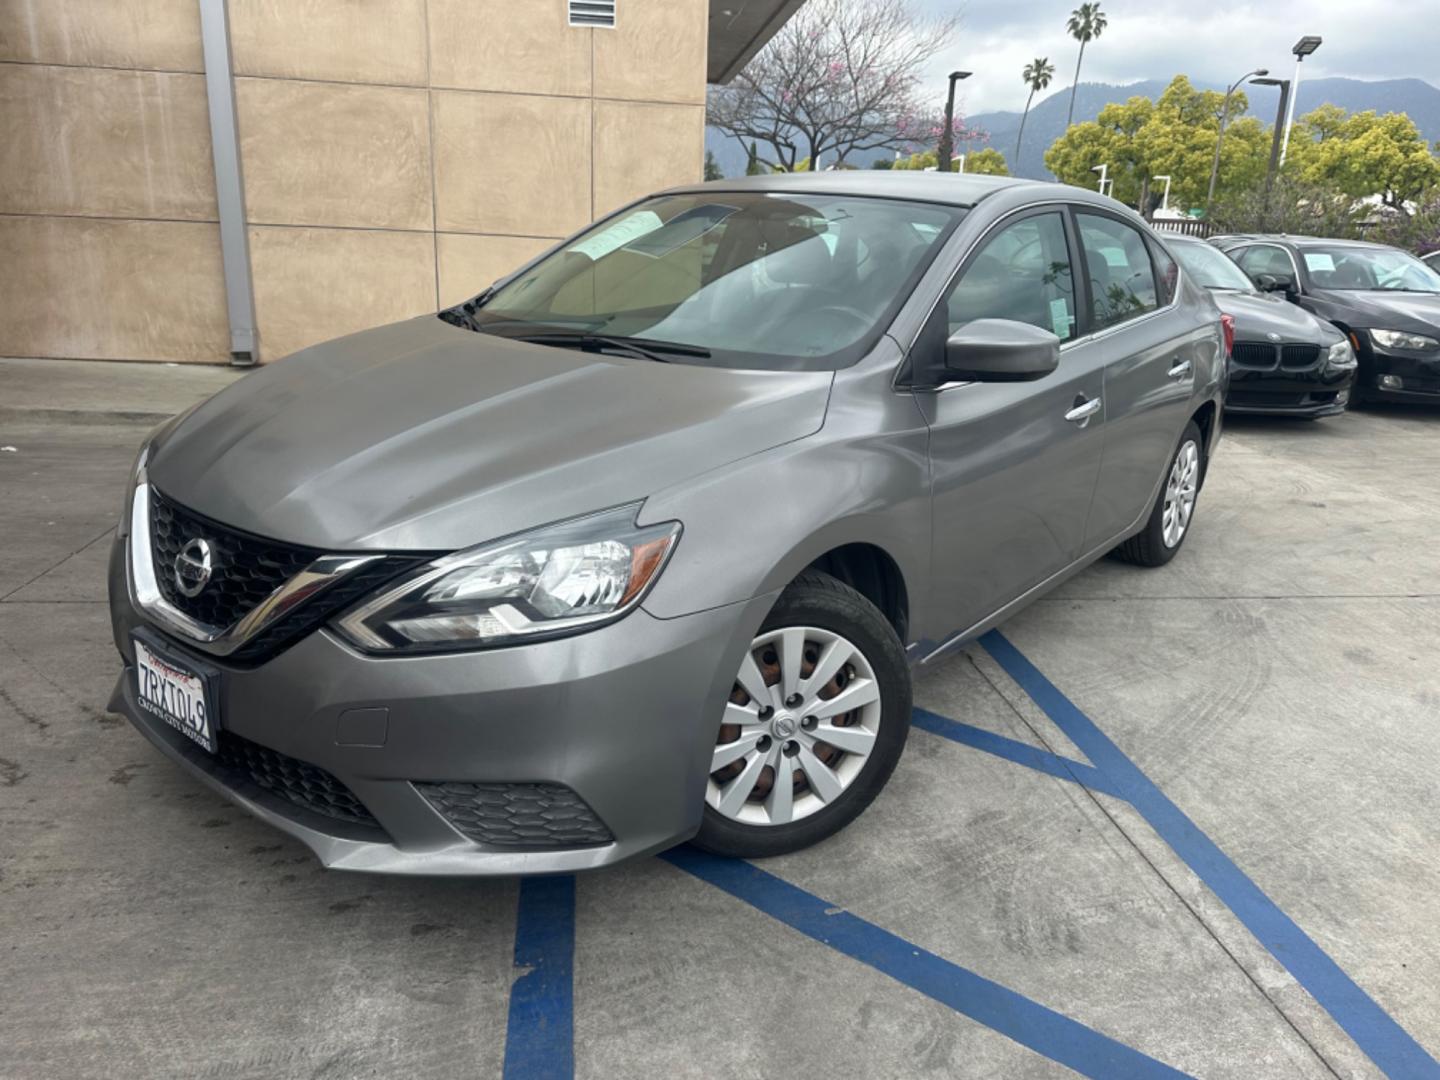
[639,355,935,645]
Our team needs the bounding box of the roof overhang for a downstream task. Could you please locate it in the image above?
[707,0,808,84]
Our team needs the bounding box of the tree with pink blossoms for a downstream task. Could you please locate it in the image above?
[707,0,960,172]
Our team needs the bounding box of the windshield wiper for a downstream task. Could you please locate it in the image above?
[515,332,711,363]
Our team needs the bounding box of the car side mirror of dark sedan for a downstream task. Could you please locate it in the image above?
[1255,273,1297,298]
[943,319,1061,383]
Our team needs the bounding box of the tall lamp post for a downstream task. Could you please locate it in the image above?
[1280,36,1322,168]
[1205,67,1268,214]
[938,70,972,174]
[1153,175,1172,213]
[1251,76,1292,193]
[1091,163,1111,197]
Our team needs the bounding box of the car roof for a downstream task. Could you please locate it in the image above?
[1218,233,1403,254]
[1290,236,1402,253]
[660,170,1093,210]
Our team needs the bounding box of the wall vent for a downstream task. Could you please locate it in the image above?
[569,1,616,28]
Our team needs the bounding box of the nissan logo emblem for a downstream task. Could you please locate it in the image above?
[174,538,214,598]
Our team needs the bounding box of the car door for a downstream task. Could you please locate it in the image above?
[1074,210,1202,549]
[914,208,1108,636]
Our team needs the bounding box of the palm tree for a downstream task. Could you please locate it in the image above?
[1065,2,1108,129]
[1015,57,1056,168]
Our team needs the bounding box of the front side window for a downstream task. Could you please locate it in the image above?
[944,212,1077,341]
[1235,244,1297,283]
[1076,213,1160,330]
[461,192,965,370]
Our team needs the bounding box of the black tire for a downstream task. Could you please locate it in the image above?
[693,570,911,859]
[1113,420,1205,568]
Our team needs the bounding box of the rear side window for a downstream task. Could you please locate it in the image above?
[1076,213,1159,330]
[944,212,1078,341]
[1151,241,1179,305]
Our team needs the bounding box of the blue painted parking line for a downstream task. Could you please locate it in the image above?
[911,706,1127,799]
[665,846,1193,1078]
[502,875,576,1080]
[978,629,1440,1080]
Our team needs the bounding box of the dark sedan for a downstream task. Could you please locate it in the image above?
[1165,234,1356,417]
[1221,236,1440,404]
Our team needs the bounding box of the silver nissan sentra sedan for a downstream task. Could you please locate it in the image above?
[108,173,1227,875]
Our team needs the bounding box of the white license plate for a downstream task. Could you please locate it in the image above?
[134,636,218,753]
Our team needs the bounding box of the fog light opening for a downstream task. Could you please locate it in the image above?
[1379,374,1404,391]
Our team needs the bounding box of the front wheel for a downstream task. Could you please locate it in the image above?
[693,571,910,859]
[1113,420,1204,567]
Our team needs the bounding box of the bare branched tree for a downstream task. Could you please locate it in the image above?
[707,0,961,172]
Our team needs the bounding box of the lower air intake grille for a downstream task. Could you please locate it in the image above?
[416,782,613,848]
[217,733,381,830]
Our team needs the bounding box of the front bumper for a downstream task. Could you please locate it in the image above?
[1224,365,1355,417]
[1361,343,1440,403]
[108,537,773,876]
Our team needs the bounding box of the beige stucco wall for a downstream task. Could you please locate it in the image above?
[0,0,707,364]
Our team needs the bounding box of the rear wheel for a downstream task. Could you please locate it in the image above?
[1114,420,1204,567]
[694,571,910,858]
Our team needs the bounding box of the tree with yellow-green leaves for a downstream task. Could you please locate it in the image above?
[892,146,1008,174]
[1045,75,1274,212]
[965,148,1009,175]
[1287,109,1440,215]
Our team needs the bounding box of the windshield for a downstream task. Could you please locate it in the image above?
[459,192,965,369]
[1168,239,1254,291]
[1299,246,1440,293]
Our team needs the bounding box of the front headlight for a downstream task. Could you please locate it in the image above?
[333,505,681,653]
[1369,328,1439,351]
[1326,339,1357,370]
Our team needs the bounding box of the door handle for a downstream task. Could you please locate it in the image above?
[1065,396,1102,425]
[1168,358,1193,379]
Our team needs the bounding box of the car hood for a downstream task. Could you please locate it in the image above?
[1208,289,1336,345]
[149,317,834,551]
[1310,289,1440,334]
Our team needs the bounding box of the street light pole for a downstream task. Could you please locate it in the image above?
[1252,77,1292,193]
[1153,175,1172,212]
[1092,163,1109,197]
[1280,36,1322,168]
[1205,67,1268,214]
[938,70,972,174]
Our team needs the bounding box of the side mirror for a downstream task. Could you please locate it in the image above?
[942,319,1060,383]
[1255,273,1296,297]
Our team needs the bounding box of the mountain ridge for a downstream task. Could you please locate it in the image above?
[706,76,1440,180]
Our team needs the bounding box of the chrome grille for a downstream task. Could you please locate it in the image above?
[144,489,430,664]
[150,488,317,631]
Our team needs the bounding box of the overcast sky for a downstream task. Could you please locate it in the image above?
[918,0,1440,115]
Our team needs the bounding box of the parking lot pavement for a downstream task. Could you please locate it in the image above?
[3,377,1438,1078]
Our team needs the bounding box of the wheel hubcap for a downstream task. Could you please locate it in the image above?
[706,626,882,827]
[1162,439,1199,549]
